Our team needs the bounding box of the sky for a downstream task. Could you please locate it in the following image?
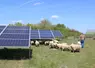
[0,0,95,33]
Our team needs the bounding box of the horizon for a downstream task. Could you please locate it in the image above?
[0,0,95,34]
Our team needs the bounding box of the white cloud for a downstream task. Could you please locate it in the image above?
[19,0,34,8]
[33,2,44,6]
[12,20,23,23]
[51,15,59,19]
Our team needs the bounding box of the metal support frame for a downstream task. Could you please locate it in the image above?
[38,29,41,39]
[50,30,55,39]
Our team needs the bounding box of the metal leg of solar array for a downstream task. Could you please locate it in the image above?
[58,30,63,39]
[50,30,55,39]
[29,26,31,59]
[38,29,41,39]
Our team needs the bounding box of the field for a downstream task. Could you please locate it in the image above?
[0,39,95,68]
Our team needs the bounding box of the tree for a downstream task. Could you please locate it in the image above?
[14,22,23,26]
[38,19,52,29]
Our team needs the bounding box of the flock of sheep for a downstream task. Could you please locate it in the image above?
[31,39,82,53]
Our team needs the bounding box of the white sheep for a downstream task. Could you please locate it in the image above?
[56,43,71,51]
[31,41,34,45]
[61,44,71,51]
[56,43,63,49]
[49,41,57,48]
[35,40,40,47]
[53,39,59,43]
[70,43,81,52]
[56,43,67,49]
[77,41,81,45]
[45,41,50,45]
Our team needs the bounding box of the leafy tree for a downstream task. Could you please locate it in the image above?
[14,22,23,26]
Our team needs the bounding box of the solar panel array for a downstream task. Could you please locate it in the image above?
[0,26,30,48]
[0,25,63,48]
[31,29,63,39]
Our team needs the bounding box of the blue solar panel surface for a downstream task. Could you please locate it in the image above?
[3,30,29,34]
[31,29,63,39]
[0,26,30,48]
[52,30,63,37]
[6,26,29,30]
[31,30,39,39]
[0,34,29,39]
[0,26,6,29]
[39,30,54,39]
[0,39,28,46]
[0,26,6,33]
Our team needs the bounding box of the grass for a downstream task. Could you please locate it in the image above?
[0,39,95,68]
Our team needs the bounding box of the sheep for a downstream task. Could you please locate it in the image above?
[45,41,50,45]
[77,41,81,45]
[56,43,71,51]
[70,43,81,52]
[35,40,40,47]
[49,41,57,48]
[56,43,63,49]
[61,44,71,51]
[30,41,34,45]
[56,43,67,49]
[53,39,59,43]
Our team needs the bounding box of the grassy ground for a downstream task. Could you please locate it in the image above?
[0,39,95,68]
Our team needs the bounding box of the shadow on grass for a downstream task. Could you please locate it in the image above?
[0,48,32,60]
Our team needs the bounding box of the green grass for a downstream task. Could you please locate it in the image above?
[0,39,95,68]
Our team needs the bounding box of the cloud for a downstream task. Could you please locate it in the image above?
[33,2,44,6]
[12,20,23,23]
[51,15,59,19]
[19,0,35,8]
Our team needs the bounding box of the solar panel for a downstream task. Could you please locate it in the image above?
[39,30,54,39]
[3,30,29,34]
[0,26,6,29]
[6,26,29,30]
[31,30,39,39]
[0,39,29,47]
[0,26,6,33]
[52,30,63,37]
[0,26,30,48]
[30,29,63,39]
[0,34,29,39]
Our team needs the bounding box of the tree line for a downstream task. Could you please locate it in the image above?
[9,19,82,38]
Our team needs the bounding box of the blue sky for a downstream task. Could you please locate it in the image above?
[0,0,95,33]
